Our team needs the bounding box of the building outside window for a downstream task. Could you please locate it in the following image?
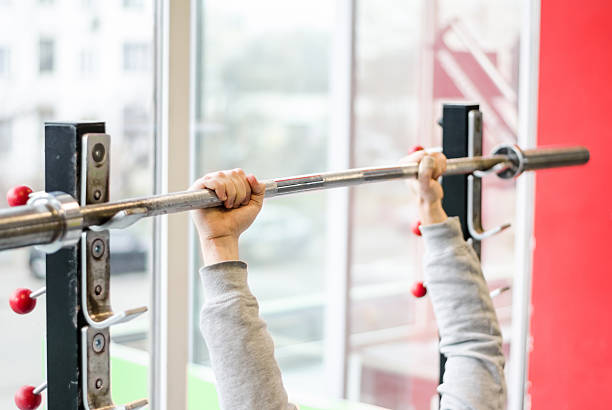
[0,119,12,154]
[123,0,144,9]
[79,49,96,75]
[39,38,55,73]
[0,48,9,76]
[0,1,154,407]
[123,43,150,72]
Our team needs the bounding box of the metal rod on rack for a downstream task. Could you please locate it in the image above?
[0,145,589,252]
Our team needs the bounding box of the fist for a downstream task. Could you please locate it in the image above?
[189,169,266,242]
[400,148,448,226]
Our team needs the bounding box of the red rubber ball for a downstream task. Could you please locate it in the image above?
[411,281,427,298]
[14,385,42,410]
[9,288,37,315]
[408,145,425,154]
[411,220,422,236]
[7,185,33,207]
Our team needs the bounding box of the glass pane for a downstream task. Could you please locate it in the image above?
[349,0,521,408]
[0,0,154,406]
[191,0,334,402]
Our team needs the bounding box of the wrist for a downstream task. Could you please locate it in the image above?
[419,201,447,226]
[200,234,240,266]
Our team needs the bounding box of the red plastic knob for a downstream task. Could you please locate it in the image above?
[14,385,42,410]
[408,145,425,154]
[7,185,33,207]
[411,281,427,298]
[411,220,422,236]
[9,289,37,314]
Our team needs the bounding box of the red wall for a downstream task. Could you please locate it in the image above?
[529,1,612,408]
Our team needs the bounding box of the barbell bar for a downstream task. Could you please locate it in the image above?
[0,144,589,253]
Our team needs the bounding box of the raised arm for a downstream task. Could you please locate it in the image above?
[190,169,297,410]
[406,152,507,409]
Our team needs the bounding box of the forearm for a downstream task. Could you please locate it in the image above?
[419,200,448,226]
[200,235,239,266]
[199,262,296,410]
[422,217,506,410]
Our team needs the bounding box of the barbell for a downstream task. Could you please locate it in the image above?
[0,144,589,252]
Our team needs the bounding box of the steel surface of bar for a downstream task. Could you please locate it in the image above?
[0,146,589,252]
[0,205,60,250]
[78,156,513,226]
[521,146,590,170]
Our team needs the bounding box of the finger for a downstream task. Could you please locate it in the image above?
[230,172,246,208]
[247,174,266,196]
[202,177,228,202]
[224,176,237,208]
[418,155,435,191]
[430,152,447,179]
[240,174,252,206]
[231,169,251,206]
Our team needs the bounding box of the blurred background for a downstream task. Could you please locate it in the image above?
[0,0,520,409]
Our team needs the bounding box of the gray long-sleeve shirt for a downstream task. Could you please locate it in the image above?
[199,217,506,410]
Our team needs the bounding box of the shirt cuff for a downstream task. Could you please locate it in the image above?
[199,261,249,300]
[420,216,466,253]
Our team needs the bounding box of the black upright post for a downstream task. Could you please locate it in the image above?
[45,122,105,410]
[438,103,480,390]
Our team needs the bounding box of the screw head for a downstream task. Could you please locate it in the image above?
[92,333,105,353]
[94,285,103,296]
[91,239,105,259]
[95,379,103,389]
[92,143,106,163]
[93,190,102,201]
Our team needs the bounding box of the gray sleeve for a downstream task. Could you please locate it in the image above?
[199,261,297,410]
[421,217,506,410]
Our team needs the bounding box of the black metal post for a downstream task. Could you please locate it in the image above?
[45,122,105,409]
[439,103,481,390]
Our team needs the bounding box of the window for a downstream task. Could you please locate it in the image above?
[348,1,521,408]
[191,0,333,403]
[122,105,151,166]
[0,2,154,407]
[123,0,144,9]
[0,119,12,153]
[0,48,9,76]
[79,49,96,75]
[123,43,150,72]
[190,0,522,409]
[39,38,55,73]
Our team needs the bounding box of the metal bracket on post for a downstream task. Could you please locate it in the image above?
[80,134,147,329]
[81,327,148,410]
[80,133,148,409]
[466,110,511,240]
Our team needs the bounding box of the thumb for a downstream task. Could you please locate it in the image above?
[247,175,266,197]
[418,156,435,191]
